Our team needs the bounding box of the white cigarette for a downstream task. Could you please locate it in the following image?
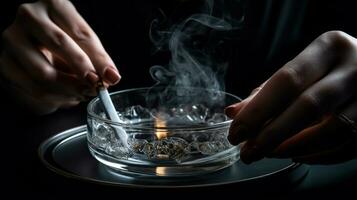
[98,84,129,149]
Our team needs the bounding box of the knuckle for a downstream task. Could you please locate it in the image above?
[299,93,322,112]
[94,51,111,65]
[34,66,56,82]
[317,31,356,52]
[45,0,75,15]
[71,53,90,73]
[73,53,88,66]
[17,4,32,16]
[72,25,93,43]
[276,66,304,91]
[47,30,67,49]
[16,4,35,21]
[43,0,67,7]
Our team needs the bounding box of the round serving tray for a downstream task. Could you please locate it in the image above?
[39,125,309,189]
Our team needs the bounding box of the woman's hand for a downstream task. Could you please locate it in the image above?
[0,0,120,114]
[226,31,357,164]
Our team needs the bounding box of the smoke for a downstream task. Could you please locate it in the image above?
[148,0,244,107]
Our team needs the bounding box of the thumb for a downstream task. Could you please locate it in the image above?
[224,85,264,118]
[225,101,246,118]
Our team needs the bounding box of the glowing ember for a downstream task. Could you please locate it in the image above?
[155,114,168,140]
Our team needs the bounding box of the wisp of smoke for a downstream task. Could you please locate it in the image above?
[147,0,244,107]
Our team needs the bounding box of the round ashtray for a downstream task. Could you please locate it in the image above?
[39,125,309,188]
[87,87,241,177]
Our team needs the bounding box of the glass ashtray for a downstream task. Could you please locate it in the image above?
[87,87,241,177]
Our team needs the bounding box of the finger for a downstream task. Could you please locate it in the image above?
[0,57,84,114]
[228,34,341,145]
[0,55,60,114]
[225,83,264,118]
[225,101,246,119]
[2,26,58,84]
[1,51,91,100]
[51,70,97,98]
[270,115,353,158]
[0,53,29,90]
[292,139,357,165]
[14,3,99,84]
[40,48,73,74]
[60,100,81,109]
[269,72,357,158]
[3,24,96,97]
[274,96,357,158]
[44,0,120,85]
[239,65,356,163]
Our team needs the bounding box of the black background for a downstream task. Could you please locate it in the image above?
[1,0,357,197]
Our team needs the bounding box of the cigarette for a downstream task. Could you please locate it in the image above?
[97,82,129,149]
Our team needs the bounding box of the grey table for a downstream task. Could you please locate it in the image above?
[6,103,357,198]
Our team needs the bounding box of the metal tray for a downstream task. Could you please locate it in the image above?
[39,125,309,189]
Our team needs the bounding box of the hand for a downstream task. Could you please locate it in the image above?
[226,31,357,164]
[0,0,120,114]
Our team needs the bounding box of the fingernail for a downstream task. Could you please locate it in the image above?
[104,67,121,85]
[225,105,238,119]
[240,143,261,164]
[228,124,249,145]
[85,71,99,85]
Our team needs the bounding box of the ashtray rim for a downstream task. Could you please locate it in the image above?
[87,87,241,130]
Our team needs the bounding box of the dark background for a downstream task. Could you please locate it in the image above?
[1,0,357,197]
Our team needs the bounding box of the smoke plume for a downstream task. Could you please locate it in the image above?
[148,0,244,107]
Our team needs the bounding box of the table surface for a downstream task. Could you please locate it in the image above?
[5,103,357,197]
